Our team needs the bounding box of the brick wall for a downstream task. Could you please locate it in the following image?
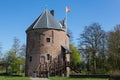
[25,29,69,76]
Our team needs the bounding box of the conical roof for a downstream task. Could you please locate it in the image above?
[26,9,63,31]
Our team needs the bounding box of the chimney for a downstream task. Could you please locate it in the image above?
[50,10,54,16]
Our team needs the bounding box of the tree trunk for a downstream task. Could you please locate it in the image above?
[93,52,96,74]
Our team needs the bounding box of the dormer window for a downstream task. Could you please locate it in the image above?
[46,38,50,42]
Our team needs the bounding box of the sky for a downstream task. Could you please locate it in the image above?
[0,0,120,54]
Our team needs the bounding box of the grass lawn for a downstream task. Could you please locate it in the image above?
[0,76,30,80]
[50,77,109,80]
[0,76,109,80]
[0,72,30,80]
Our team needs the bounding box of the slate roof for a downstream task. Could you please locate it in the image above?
[26,9,65,31]
[62,45,72,54]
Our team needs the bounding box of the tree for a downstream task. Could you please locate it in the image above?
[70,44,81,73]
[4,50,17,73]
[5,50,25,74]
[3,37,25,74]
[78,23,107,74]
[0,43,2,59]
[70,44,81,64]
[19,44,26,59]
[108,25,120,71]
[12,37,20,54]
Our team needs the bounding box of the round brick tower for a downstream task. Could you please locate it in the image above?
[25,9,71,77]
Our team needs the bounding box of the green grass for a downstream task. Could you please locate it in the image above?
[0,76,30,80]
[0,72,30,80]
[0,72,29,80]
[0,76,109,80]
[50,77,109,80]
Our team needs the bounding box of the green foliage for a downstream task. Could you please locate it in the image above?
[11,58,25,73]
[4,50,25,74]
[0,76,29,80]
[70,44,81,73]
[5,51,17,64]
[108,25,120,72]
[2,37,26,75]
[70,44,81,65]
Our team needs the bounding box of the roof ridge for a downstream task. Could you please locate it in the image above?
[26,9,66,31]
[33,10,46,29]
[46,10,49,28]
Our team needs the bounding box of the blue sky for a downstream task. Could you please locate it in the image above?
[0,0,120,53]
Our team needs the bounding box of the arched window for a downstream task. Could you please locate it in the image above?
[47,54,50,60]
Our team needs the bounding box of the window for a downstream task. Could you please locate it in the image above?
[47,54,50,60]
[46,38,50,42]
[30,56,32,62]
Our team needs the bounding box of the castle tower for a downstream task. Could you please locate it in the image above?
[25,9,71,77]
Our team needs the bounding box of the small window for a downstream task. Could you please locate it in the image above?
[30,56,32,62]
[46,38,50,42]
[47,54,50,60]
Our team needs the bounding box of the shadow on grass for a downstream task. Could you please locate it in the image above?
[0,72,23,77]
